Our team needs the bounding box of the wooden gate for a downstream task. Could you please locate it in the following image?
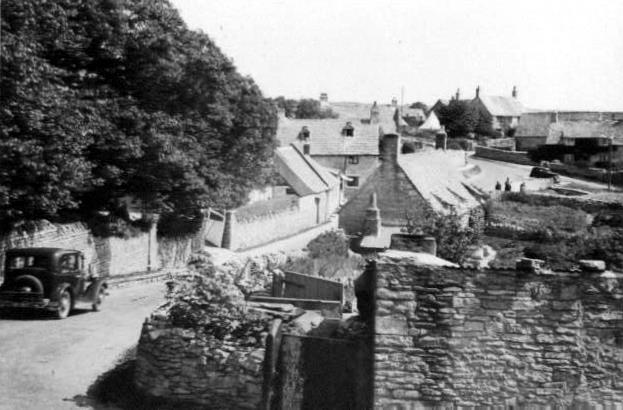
[272,334,372,410]
[272,271,343,303]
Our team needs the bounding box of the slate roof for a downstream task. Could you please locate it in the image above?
[274,145,338,196]
[546,120,623,145]
[397,150,481,213]
[276,117,386,156]
[476,95,524,117]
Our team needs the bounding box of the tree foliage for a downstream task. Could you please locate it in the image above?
[1,0,278,233]
[409,101,429,112]
[273,97,338,119]
[438,100,494,138]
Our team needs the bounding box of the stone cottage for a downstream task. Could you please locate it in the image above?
[219,144,340,251]
[471,85,524,136]
[276,102,396,200]
[515,111,623,167]
[338,134,484,236]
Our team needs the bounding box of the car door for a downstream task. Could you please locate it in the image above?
[58,253,83,295]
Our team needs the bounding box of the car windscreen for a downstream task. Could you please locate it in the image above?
[7,255,49,270]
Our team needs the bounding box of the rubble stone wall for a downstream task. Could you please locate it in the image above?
[474,146,535,166]
[135,315,265,410]
[373,256,623,408]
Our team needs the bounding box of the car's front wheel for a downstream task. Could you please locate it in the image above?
[56,290,72,319]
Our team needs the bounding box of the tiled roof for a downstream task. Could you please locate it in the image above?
[477,95,524,117]
[397,150,481,213]
[276,117,385,156]
[275,145,339,196]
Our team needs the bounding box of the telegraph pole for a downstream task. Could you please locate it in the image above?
[608,136,613,191]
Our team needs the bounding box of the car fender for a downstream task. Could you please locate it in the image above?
[84,280,108,302]
[54,282,74,302]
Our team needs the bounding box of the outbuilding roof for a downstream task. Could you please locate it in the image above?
[397,150,482,213]
[274,145,339,196]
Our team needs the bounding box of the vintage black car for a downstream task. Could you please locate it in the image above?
[0,248,108,319]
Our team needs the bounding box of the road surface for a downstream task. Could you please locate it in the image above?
[0,282,166,410]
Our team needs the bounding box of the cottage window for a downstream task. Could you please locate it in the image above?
[346,176,359,187]
[341,122,355,137]
[348,155,359,164]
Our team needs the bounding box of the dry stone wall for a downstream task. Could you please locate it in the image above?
[373,255,623,408]
[135,314,265,410]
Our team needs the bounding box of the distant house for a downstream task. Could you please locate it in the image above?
[218,145,341,251]
[276,102,396,199]
[471,86,524,135]
[515,111,623,167]
[338,134,484,237]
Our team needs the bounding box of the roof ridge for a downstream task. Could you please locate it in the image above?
[289,143,330,189]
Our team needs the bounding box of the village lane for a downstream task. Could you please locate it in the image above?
[0,281,166,410]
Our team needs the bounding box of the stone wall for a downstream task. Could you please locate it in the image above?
[0,219,181,279]
[474,146,535,166]
[0,221,96,278]
[372,254,623,408]
[135,314,265,410]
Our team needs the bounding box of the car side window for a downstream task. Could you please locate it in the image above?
[60,254,78,272]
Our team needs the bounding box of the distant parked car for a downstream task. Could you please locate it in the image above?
[530,166,560,182]
[0,248,108,319]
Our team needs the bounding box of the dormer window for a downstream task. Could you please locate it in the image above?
[342,122,355,137]
[298,126,310,141]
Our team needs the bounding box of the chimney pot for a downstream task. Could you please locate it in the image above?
[476,85,480,98]
[512,86,518,98]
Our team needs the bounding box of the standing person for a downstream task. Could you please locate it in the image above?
[504,177,512,192]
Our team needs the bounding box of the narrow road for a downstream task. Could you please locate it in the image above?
[0,282,166,410]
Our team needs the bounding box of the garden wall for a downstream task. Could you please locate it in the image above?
[227,195,326,251]
[135,314,265,410]
[0,219,188,279]
[474,146,535,166]
[372,254,623,408]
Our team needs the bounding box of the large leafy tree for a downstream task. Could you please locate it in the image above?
[1,0,277,233]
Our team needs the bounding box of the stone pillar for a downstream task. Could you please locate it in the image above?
[221,210,236,250]
[363,193,381,236]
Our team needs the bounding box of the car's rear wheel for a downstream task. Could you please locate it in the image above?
[92,287,106,312]
[56,290,72,319]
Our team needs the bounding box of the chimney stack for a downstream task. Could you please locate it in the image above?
[391,97,398,107]
[319,92,329,109]
[455,88,460,101]
[363,193,381,237]
[512,86,518,99]
[381,134,400,163]
[475,85,480,98]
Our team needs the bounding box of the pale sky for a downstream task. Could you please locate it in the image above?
[170,0,623,111]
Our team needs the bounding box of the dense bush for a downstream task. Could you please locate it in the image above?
[166,256,270,346]
[306,229,350,259]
